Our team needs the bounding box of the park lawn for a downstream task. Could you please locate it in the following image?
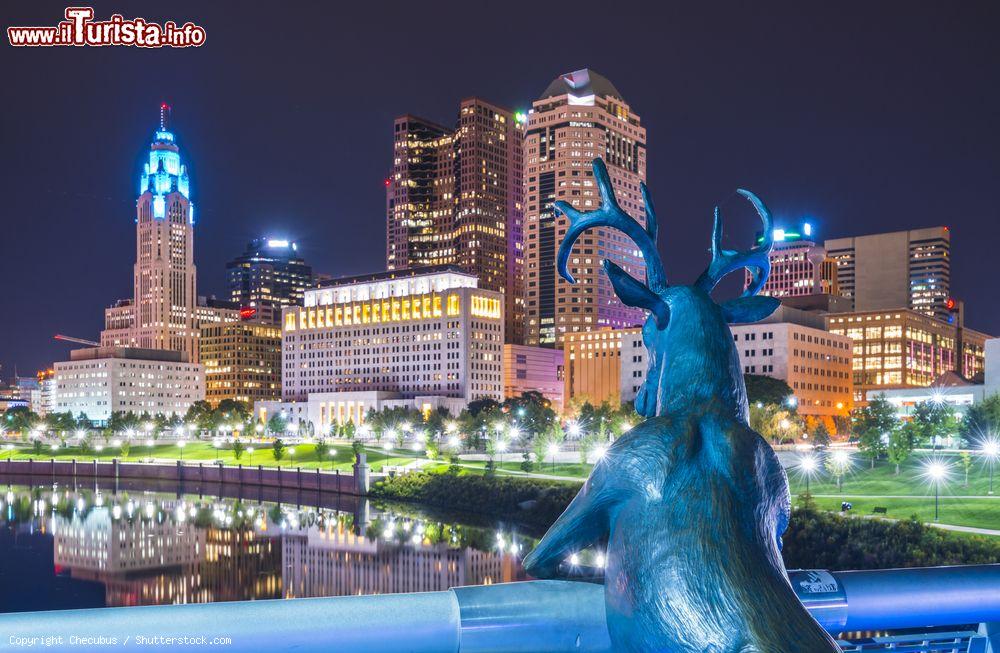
[457,458,593,478]
[808,495,1000,533]
[787,451,998,497]
[0,442,416,473]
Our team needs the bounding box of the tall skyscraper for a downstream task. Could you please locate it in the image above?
[825,226,951,321]
[523,69,648,347]
[745,222,838,299]
[226,237,314,325]
[386,98,525,343]
[101,105,236,362]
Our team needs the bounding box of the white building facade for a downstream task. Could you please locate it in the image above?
[257,267,504,431]
[53,347,205,424]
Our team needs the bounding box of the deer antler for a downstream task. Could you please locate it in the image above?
[556,159,666,292]
[694,189,774,296]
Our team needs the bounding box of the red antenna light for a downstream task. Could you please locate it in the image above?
[384,178,391,187]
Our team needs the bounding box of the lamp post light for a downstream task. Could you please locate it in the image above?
[981,439,999,496]
[497,439,508,470]
[178,440,186,461]
[926,461,948,522]
[547,442,560,473]
[799,455,818,495]
[288,447,296,467]
[382,440,393,470]
[831,449,850,491]
[247,446,254,466]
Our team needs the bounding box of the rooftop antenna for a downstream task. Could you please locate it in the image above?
[159,102,171,130]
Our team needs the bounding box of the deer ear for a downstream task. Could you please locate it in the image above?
[720,296,779,324]
[603,260,670,328]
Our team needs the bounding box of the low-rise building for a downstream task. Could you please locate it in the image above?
[873,338,999,418]
[564,328,642,407]
[503,345,565,412]
[201,321,282,407]
[257,266,504,431]
[53,347,204,424]
[826,308,991,403]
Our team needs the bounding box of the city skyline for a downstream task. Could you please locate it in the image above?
[3,1,1000,376]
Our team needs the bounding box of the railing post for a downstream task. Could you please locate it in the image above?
[353,453,370,496]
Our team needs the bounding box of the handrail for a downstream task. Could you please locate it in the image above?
[0,566,997,652]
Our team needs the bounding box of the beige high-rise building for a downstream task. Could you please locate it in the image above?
[386,98,525,343]
[101,106,236,362]
[523,69,647,347]
[825,226,951,321]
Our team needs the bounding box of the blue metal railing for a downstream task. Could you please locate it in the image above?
[0,565,997,652]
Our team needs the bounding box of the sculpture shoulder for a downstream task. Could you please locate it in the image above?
[597,416,692,486]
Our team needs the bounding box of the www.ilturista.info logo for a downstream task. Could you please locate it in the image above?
[7,7,206,48]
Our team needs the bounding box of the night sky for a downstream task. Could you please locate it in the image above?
[2,1,999,377]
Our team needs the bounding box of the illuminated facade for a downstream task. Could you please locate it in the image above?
[261,267,503,430]
[825,226,951,320]
[524,69,648,347]
[826,308,989,402]
[226,237,313,325]
[563,327,641,407]
[53,346,204,423]
[281,523,521,599]
[200,321,282,407]
[502,344,565,413]
[99,105,237,362]
[386,98,525,344]
[729,320,853,422]
[746,223,838,298]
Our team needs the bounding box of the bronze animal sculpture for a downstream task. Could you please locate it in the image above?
[523,159,841,652]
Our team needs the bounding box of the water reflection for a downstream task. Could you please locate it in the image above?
[0,482,532,612]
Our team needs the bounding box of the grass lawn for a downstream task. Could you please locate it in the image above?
[456,458,594,478]
[787,450,998,497]
[0,441,420,473]
[807,495,1000,532]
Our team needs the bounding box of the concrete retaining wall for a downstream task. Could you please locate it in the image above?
[0,458,360,494]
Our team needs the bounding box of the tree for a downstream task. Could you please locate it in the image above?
[272,438,286,462]
[960,393,1000,449]
[119,440,130,459]
[811,421,832,447]
[744,375,795,408]
[315,440,331,464]
[887,424,915,475]
[959,451,973,487]
[341,421,356,441]
[913,400,960,448]
[853,395,896,468]
[232,439,246,461]
[267,413,287,437]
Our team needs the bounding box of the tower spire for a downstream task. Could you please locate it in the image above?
[159,103,171,130]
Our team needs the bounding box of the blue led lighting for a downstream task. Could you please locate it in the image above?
[153,195,166,219]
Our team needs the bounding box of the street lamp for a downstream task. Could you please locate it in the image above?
[925,461,949,522]
[830,449,851,491]
[382,440,392,469]
[547,442,560,473]
[497,439,508,470]
[288,447,296,466]
[178,440,186,461]
[247,446,254,465]
[567,422,581,439]
[799,455,818,494]
[981,438,999,496]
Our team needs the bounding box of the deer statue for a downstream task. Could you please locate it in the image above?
[523,159,841,652]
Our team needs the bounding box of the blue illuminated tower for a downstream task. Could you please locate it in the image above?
[102,104,200,360]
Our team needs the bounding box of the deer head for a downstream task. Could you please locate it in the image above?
[557,159,780,423]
